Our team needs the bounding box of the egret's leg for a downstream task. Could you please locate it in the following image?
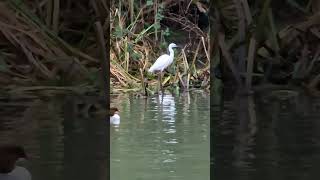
[144,78,148,96]
[157,72,161,92]
[159,71,163,93]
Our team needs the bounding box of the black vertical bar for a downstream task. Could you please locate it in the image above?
[209,1,217,180]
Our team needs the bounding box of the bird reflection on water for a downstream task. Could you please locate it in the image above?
[110,91,210,180]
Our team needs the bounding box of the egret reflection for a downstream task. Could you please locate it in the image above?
[110,92,209,180]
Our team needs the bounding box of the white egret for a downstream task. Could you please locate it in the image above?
[110,107,120,125]
[148,43,179,91]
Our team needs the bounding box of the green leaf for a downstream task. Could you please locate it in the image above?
[160,42,168,49]
[127,43,134,53]
[156,13,164,21]
[144,23,151,29]
[132,52,142,61]
[114,26,124,38]
[147,0,153,6]
[154,22,161,29]
[159,3,164,9]
[164,27,170,36]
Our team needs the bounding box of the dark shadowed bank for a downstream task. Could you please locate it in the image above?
[210,0,320,179]
[0,0,110,179]
[209,0,320,95]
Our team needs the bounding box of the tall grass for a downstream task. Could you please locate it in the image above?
[110,0,210,94]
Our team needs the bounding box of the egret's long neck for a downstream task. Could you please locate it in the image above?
[168,47,174,58]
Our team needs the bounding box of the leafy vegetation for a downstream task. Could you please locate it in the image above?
[110,0,210,94]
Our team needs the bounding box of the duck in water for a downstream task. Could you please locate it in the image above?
[110,107,120,125]
[0,145,31,180]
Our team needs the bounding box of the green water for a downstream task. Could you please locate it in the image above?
[0,96,108,180]
[0,91,209,180]
[110,92,210,180]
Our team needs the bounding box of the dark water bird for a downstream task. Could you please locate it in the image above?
[0,145,31,180]
[110,107,120,125]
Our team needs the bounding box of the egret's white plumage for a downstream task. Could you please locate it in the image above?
[148,43,179,73]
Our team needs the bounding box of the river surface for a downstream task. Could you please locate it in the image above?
[110,91,210,180]
[0,95,108,180]
[0,91,210,180]
[213,90,320,180]
[2,89,318,180]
